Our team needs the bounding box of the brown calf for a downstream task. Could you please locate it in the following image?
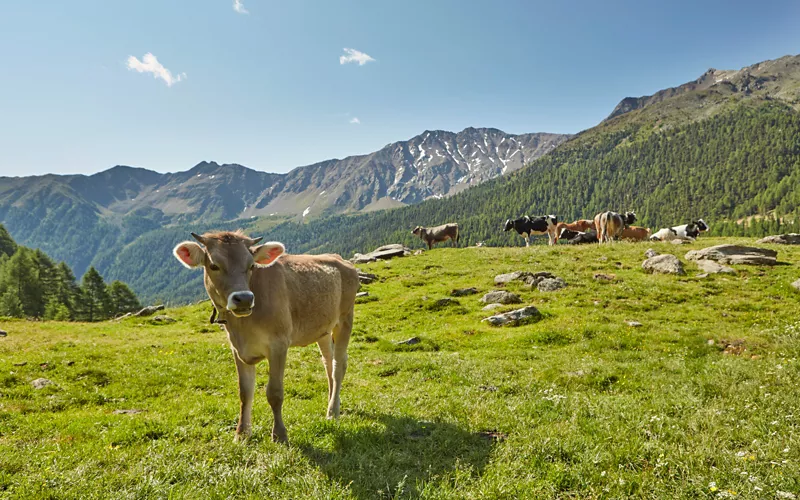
[554,219,596,242]
[173,231,359,443]
[619,225,651,241]
[412,223,459,250]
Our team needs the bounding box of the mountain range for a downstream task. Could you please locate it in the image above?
[2,53,800,304]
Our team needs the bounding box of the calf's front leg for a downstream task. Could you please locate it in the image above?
[266,345,289,444]
[233,352,256,442]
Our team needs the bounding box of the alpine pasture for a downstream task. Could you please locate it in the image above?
[1,238,799,498]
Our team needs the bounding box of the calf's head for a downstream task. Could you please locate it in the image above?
[412,226,423,236]
[173,231,285,317]
[623,211,637,225]
[503,219,514,232]
[695,219,709,232]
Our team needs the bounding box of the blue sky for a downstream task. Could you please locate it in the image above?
[1,0,799,177]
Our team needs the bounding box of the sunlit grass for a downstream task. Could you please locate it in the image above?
[1,237,799,498]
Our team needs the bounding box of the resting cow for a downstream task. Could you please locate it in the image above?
[412,223,459,249]
[594,211,636,243]
[568,230,599,245]
[554,220,595,242]
[503,215,558,246]
[650,219,709,242]
[619,225,651,241]
[173,231,359,443]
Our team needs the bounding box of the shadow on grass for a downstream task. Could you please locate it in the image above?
[299,411,495,499]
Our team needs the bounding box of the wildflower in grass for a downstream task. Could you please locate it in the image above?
[709,481,718,492]
[776,492,797,500]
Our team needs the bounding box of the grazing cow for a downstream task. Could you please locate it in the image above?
[650,219,709,242]
[503,215,558,246]
[554,219,596,242]
[173,231,359,443]
[568,230,599,245]
[412,223,459,249]
[594,211,636,243]
[619,225,651,241]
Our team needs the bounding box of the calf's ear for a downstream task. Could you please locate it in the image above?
[252,242,285,267]
[173,241,205,269]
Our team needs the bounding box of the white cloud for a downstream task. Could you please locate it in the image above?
[233,0,248,14]
[126,53,185,87]
[349,117,361,124]
[339,48,375,66]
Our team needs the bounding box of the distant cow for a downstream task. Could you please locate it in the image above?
[594,211,636,243]
[554,219,596,242]
[619,225,651,241]
[558,227,581,242]
[650,219,709,242]
[503,215,558,246]
[173,231,359,443]
[412,223,459,249]
[568,230,599,245]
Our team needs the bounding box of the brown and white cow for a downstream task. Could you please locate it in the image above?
[554,219,596,242]
[412,223,459,249]
[619,225,651,241]
[173,231,359,443]
[594,211,636,243]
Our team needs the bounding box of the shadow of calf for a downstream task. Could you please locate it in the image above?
[299,411,496,499]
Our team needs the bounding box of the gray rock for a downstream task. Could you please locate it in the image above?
[0,330,6,337]
[642,254,685,275]
[670,239,691,245]
[31,378,52,389]
[685,244,778,266]
[356,291,369,297]
[395,337,420,345]
[150,315,176,324]
[757,233,800,245]
[482,303,505,311]
[451,287,479,297]
[625,321,643,327]
[695,259,737,274]
[133,305,166,317]
[352,253,377,264]
[413,249,425,256]
[792,279,800,291]
[696,273,709,279]
[358,272,377,284]
[482,306,542,326]
[537,277,567,292]
[352,244,411,263]
[479,290,522,304]
[494,271,531,284]
[644,249,659,259]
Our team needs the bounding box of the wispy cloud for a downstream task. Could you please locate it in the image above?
[339,48,375,66]
[349,117,361,124]
[233,0,248,14]
[127,53,185,87]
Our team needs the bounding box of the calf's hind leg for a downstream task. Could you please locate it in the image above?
[317,335,334,404]
[328,311,353,419]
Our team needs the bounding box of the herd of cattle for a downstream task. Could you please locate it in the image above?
[414,212,710,248]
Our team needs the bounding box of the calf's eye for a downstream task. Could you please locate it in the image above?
[209,264,220,271]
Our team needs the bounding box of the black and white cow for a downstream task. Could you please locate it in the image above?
[503,215,558,246]
[650,219,709,242]
[567,230,599,245]
[558,227,582,242]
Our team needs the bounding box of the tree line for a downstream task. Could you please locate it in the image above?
[0,224,141,320]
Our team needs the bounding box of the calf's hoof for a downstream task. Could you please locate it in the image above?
[233,430,251,443]
[272,427,289,445]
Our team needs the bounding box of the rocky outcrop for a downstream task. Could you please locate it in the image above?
[757,234,800,245]
[352,244,410,263]
[791,279,800,291]
[685,244,778,265]
[695,259,736,274]
[537,277,567,292]
[482,306,542,326]
[479,291,522,305]
[642,254,685,275]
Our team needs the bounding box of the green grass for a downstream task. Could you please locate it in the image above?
[1,237,799,498]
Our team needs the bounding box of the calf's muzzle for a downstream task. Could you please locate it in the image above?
[227,291,255,316]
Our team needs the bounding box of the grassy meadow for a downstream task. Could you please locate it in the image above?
[1,237,799,499]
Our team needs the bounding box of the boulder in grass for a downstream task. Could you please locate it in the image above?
[695,259,736,274]
[792,279,800,291]
[479,291,522,305]
[756,234,800,245]
[482,306,542,326]
[685,244,777,266]
[32,378,52,389]
[642,254,685,275]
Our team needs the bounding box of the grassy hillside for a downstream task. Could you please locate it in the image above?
[2,237,799,498]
